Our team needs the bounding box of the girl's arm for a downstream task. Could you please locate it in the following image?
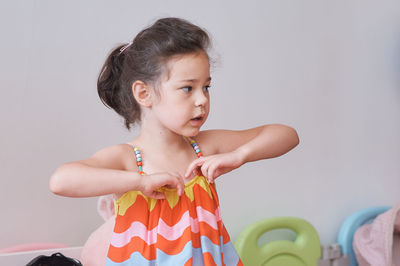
[50,145,184,198]
[185,124,299,182]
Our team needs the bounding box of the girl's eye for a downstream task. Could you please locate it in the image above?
[203,85,211,92]
[181,86,192,92]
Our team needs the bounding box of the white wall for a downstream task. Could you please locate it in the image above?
[1,0,399,248]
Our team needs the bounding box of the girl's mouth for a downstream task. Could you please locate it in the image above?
[190,115,205,126]
[191,114,204,121]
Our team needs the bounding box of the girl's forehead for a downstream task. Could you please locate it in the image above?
[163,52,210,83]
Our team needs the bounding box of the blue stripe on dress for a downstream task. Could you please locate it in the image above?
[105,236,240,266]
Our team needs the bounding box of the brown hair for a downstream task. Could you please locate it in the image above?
[97,17,211,130]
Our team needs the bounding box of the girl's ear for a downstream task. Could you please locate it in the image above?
[132,80,152,107]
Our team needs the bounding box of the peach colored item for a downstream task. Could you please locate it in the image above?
[80,195,115,266]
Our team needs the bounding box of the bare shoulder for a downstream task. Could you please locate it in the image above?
[79,143,137,171]
[194,130,220,155]
[195,127,264,155]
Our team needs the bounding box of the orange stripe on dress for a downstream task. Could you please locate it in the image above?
[184,257,193,266]
[203,252,218,266]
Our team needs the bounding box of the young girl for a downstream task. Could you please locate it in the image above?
[50,17,299,266]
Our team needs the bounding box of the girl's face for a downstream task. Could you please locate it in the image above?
[152,51,211,137]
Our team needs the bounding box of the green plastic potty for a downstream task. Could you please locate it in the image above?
[234,217,321,266]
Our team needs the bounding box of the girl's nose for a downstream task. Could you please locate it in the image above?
[194,89,209,107]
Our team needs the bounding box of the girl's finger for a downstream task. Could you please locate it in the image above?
[185,158,206,178]
[176,176,185,196]
[166,173,184,195]
[208,163,218,183]
[150,191,165,199]
[161,174,184,196]
[185,159,202,177]
[200,161,210,178]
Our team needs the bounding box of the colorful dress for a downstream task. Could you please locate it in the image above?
[106,139,242,266]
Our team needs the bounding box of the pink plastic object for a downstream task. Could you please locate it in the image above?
[353,201,400,266]
[0,243,68,254]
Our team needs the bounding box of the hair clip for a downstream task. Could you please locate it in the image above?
[119,41,133,54]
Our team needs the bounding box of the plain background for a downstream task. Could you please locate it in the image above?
[1,0,399,249]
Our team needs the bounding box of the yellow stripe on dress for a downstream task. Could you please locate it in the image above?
[115,175,213,216]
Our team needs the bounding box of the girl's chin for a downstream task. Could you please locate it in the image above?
[183,127,201,137]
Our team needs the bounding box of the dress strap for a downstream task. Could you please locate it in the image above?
[186,137,203,158]
[125,143,145,175]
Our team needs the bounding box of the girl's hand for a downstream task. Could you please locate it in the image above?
[184,151,245,183]
[141,172,185,199]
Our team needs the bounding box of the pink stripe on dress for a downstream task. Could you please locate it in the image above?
[111,206,222,248]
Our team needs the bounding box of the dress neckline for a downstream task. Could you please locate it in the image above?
[127,136,203,175]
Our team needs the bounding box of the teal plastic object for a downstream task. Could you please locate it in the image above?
[337,206,391,266]
[234,217,321,266]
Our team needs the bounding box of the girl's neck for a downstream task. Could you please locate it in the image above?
[130,118,199,177]
[134,121,190,154]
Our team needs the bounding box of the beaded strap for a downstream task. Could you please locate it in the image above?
[133,137,203,175]
[133,147,145,175]
[186,137,203,158]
